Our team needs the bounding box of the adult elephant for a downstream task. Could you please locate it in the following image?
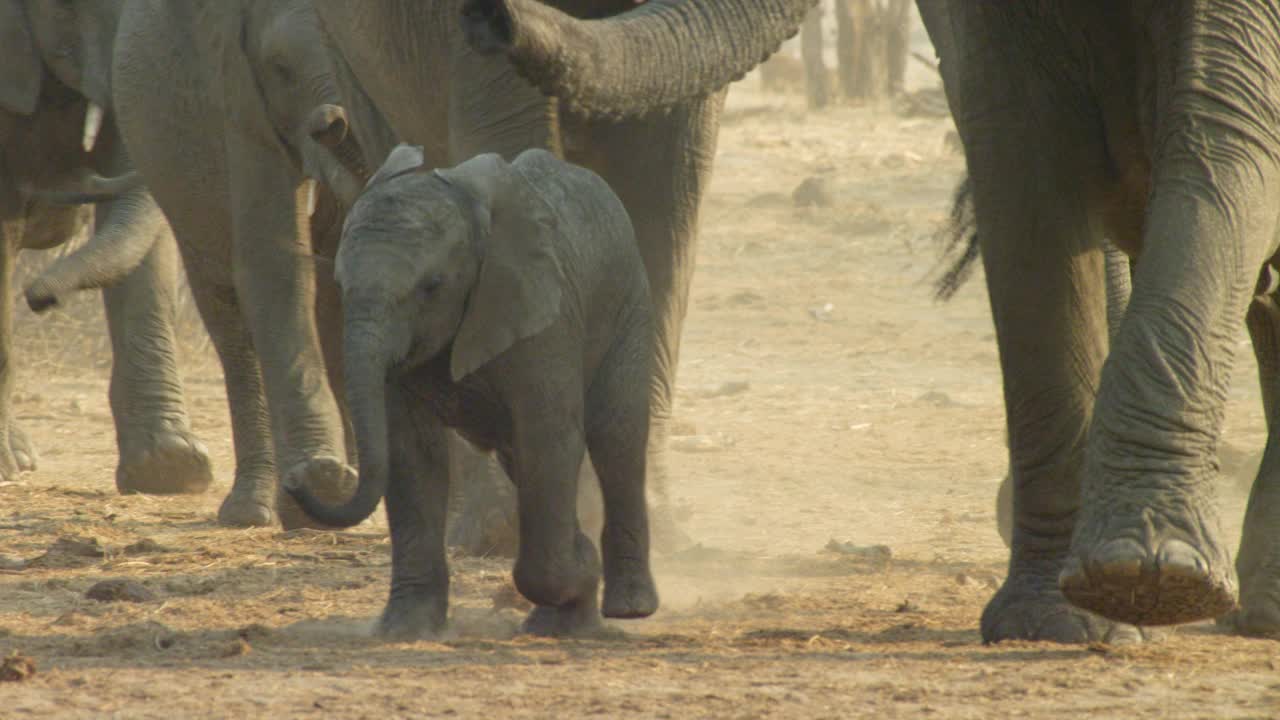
[97,0,365,527]
[916,0,1280,642]
[309,0,817,549]
[0,0,211,494]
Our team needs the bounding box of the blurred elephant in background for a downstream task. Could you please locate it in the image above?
[50,0,368,528]
[309,0,817,554]
[0,0,212,494]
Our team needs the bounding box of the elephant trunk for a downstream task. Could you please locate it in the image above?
[24,188,166,312]
[308,104,371,205]
[285,315,389,527]
[461,0,817,119]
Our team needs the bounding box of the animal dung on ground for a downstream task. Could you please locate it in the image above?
[0,651,35,682]
[85,579,157,603]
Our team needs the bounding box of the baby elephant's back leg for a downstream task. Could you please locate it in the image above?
[585,339,660,620]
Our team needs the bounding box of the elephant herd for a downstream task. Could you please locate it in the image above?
[4,0,1280,644]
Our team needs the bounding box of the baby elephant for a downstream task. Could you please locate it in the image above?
[286,145,659,638]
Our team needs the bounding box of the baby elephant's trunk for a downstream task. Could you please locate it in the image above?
[284,320,390,527]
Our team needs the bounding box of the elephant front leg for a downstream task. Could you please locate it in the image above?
[104,231,212,495]
[227,150,353,530]
[509,391,603,637]
[1221,268,1280,636]
[378,393,451,641]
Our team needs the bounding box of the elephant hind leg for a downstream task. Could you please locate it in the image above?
[586,337,659,621]
[180,266,277,528]
[105,236,212,496]
[960,104,1131,643]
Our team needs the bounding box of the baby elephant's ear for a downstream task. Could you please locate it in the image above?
[366,144,426,187]
[447,164,563,381]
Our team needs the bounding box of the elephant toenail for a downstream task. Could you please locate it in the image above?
[1156,539,1207,577]
[1092,538,1146,579]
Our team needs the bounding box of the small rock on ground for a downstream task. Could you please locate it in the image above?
[85,579,157,603]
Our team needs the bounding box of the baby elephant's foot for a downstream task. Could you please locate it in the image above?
[278,456,359,530]
[602,566,658,619]
[117,430,213,495]
[983,571,1144,644]
[520,601,612,638]
[376,591,448,642]
[1061,500,1236,626]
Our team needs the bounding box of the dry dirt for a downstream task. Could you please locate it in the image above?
[3,51,1280,720]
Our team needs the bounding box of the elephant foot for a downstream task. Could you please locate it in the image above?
[519,601,611,638]
[602,566,658,619]
[982,572,1143,644]
[0,423,39,481]
[277,456,360,531]
[375,591,448,642]
[217,484,276,528]
[116,430,213,495]
[8,424,37,475]
[1060,498,1236,626]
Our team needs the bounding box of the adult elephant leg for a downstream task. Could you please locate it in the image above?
[309,187,354,466]
[0,227,25,480]
[996,240,1130,548]
[1059,13,1280,626]
[178,264,278,528]
[956,75,1143,640]
[105,231,212,495]
[566,91,727,554]
[226,152,353,531]
[1222,265,1280,636]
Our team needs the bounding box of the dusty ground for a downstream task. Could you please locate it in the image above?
[3,37,1280,720]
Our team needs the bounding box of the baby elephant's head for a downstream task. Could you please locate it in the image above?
[337,145,565,393]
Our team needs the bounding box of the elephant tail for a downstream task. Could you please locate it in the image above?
[932,175,978,302]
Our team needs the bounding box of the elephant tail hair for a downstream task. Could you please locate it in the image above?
[932,175,978,302]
